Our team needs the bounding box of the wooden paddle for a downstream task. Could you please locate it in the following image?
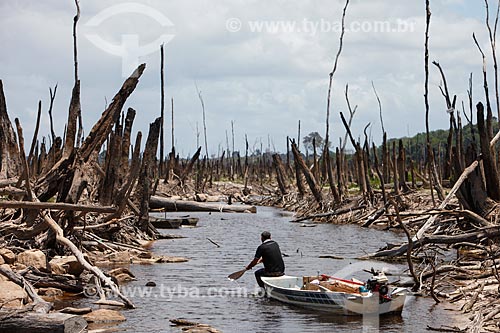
[228,269,247,281]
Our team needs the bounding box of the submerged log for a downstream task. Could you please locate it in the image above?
[0,310,87,333]
[150,196,256,213]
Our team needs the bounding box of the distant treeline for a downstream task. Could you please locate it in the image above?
[386,118,499,162]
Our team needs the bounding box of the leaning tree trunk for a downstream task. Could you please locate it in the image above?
[291,140,323,205]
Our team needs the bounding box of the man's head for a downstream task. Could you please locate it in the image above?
[261,231,271,242]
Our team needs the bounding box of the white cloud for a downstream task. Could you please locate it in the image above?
[0,0,496,155]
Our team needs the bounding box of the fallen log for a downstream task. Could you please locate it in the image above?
[384,209,492,227]
[0,187,25,196]
[361,205,387,227]
[463,282,485,313]
[0,310,87,333]
[23,272,83,293]
[291,205,366,223]
[150,196,257,213]
[0,220,49,240]
[73,215,133,230]
[0,201,116,213]
[0,178,18,188]
[367,226,500,258]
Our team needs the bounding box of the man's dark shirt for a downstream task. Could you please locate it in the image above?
[255,239,285,274]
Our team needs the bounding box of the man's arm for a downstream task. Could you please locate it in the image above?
[246,257,259,270]
[245,257,263,270]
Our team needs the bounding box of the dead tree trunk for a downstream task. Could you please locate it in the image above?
[382,133,389,184]
[137,118,161,236]
[63,80,81,160]
[99,120,122,205]
[392,141,400,195]
[477,102,500,200]
[336,147,344,200]
[372,143,387,205]
[119,108,136,184]
[325,147,341,204]
[0,80,21,179]
[272,153,288,195]
[294,159,306,197]
[35,64,146,201]
[398,139,410,192]
[180,147,202,184]
[159,44,165,179]
[291,140,323,205]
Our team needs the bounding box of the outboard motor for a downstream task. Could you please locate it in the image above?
[366,269,391,302]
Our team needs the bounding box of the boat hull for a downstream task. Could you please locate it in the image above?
[261,276,406,316]
[149,217,182,229]
[149,216,199,228]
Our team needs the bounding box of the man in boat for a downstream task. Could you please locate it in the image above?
[245,231,285,287]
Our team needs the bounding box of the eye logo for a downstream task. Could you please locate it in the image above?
[84,3,175,76]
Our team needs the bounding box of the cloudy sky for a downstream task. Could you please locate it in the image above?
[0,0,495,156]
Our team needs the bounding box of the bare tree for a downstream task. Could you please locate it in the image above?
[195,84,209,157]
[342,84,357,151]
[323,0,349,204]
[484,0,500,120]
[73,0,84,147]
[48,84,57,143]
[424,0,435,206]
[159,44,165,176]
[371,81,384,135]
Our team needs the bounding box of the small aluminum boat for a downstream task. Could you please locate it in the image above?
[261,274,407,316]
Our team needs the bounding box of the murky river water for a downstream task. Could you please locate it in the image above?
[104,206,463,333]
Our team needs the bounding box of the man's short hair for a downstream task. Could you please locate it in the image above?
[261,231,271,240]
